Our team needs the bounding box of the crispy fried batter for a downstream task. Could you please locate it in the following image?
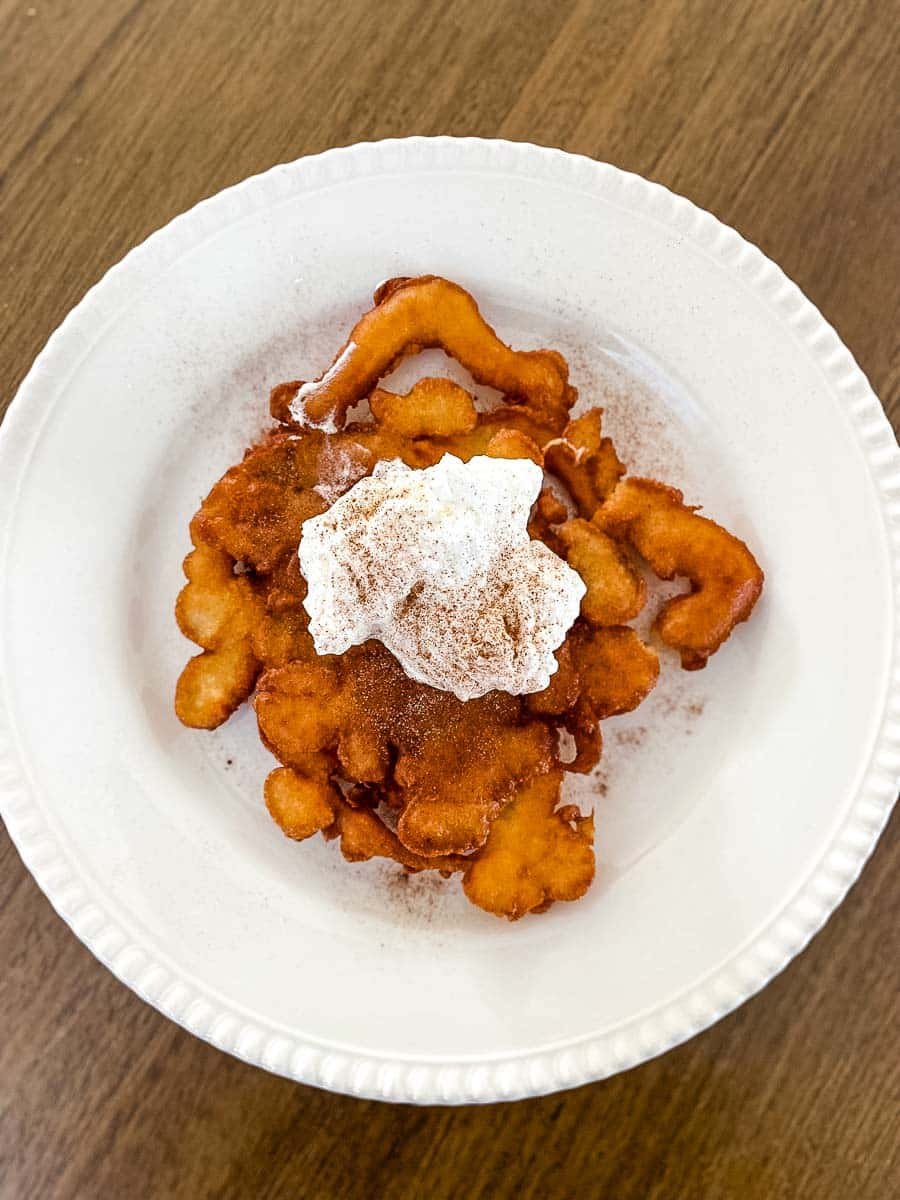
[265,765,466,873]
[255,655,350,768]
[544,408,626,518]
[251,607,314,670]
[249,555,315,667]
[527,624,659,773]
[193,433,328,571]
[484,428,544,464]
[329,426,438,474]
[394,718,554,857]
[264,765,338,840]
[175,641,259,730]
[269,381,303,425]
[527,626,658,723]
[263,552,307,611]
[571,626,660,719]
[462,770,594,919]
[176,510,316,726]
[327,798,466,874]
[526,636,581,717]
[557,518,646,626]
[281,276,572,431]
[370,377,478,437]
[255,642,554,857]
[176,278,764,918]
[175,537,261,646]
[432,407,563,463]
[597,478,764,669]
[174,535,263,728]
[527,488,569,557]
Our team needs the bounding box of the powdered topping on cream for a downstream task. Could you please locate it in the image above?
[298,454,586,700]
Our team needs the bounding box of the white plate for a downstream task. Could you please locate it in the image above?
[2,138,898,1105]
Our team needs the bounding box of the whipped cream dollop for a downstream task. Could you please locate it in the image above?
[298,454,585,700]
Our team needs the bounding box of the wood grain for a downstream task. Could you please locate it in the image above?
[1,2,898,1197]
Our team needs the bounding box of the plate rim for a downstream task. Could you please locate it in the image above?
[1,135,898,1104]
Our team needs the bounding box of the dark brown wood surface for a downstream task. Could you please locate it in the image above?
[2,2,899,1197]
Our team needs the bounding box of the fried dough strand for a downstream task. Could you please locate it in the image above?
[462,770,594,919]
[370,377,478,437]
[174,535,263,728]
[597,478,764,669]
[557,518,646,626]
[483,428,544,464]
[265,765,466,873]
[327,799,467,875]
[277,275,573,431]
[264,765,338,840]
[544,409,625,518]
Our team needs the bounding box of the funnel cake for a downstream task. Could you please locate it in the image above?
[175,276,764,919]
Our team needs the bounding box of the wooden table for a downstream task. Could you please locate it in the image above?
[2,2,898,1196]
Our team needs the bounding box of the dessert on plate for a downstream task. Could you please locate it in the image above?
[174,276,763,919]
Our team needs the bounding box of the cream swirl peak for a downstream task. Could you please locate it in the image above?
[298,454,585,701]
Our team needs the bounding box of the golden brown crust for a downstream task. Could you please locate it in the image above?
[526,637,582,717]
[175,281,764,918]
[283,275,572,431]
[462,770,594,920]
[269,380,302,424]
[192,433,328,572]
[557,518,646,626]
[527,625,659,774]
[264,765,338,840]
[255,644,555,859]
[483,428,544,465]
[174,536,263,728]
[265,765,466,873]
[527,488,568,557]
[370,377,478,437]
[327,801,467,873]
[544,409,626,518]
[433,407,563,462]
[394,719,554,857]
[254,656,347,770]
[597,478,764,669]
[570,626,660,720]
[175,641,260,730]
